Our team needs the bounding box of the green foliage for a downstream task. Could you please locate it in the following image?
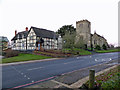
[95,45,101,50]
[96,49,120,53]
[101,72,120,89]
[57,25,76,37]
[62,32,76,49]
[74,40,85,49]
[102,44,107,50]
[2,53,51,63]
[80,65,120,89]
[62,48,92,55]
[1,51,6,56]
[74,35,88,49]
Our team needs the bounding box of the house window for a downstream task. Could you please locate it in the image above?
[29,36,33,40]
[29,43,34,47]
[22,43,24,47]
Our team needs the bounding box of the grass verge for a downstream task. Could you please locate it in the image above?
[96,65,120,89]
[62,48,92,55]
[96,49,120,53]
[80,65,120,89]
[1,53,51,63]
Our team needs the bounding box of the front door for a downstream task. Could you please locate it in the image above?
[40,43,42,51]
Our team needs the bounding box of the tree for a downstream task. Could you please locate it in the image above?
[74,34,87,49]
[102,44,107,50]
[56,25,76,37]
[62,32,76,49]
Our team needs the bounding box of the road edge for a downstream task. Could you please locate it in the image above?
[0,58,63,66]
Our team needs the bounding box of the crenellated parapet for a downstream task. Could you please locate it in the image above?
[76,19,91,24]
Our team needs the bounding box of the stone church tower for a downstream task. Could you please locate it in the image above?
[75,20,91,48]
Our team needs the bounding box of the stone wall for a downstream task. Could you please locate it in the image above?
[75,19,108,49]
[75,20,91,48]
[92,32,108,48]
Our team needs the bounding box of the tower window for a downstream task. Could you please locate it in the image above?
[94,40,96,44]
[79,24,83,27]
[88,24,90,28]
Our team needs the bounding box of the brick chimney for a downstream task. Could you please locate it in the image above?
[26,27,28,31]
[15,30,17,36]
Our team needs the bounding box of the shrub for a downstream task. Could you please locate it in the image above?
[95,45,101,50]
[2,51,6,56]
[102,44,107,50]
[5,50,19,58]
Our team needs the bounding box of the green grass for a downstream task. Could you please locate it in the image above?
[96,49,120,53]
[62,48,92,55]
[101,72,120,89]
[80,65,120,89]
[101,65,120,89]
[2,53,51,63]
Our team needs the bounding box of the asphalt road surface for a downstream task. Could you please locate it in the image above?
[2,52,119,89]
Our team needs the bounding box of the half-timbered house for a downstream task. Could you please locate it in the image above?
[11,27,62,51]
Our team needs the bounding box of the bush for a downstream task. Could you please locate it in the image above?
[95,45,101,50]
[102,44,107,50]
[5,50,19,58]
[2,51,6,56]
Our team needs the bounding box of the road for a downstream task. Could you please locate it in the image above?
[2,52,119,89]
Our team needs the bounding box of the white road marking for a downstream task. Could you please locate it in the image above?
[24,75,26,77]
[90,56,92,58]
[109,58,112,60]
[10,65,30,80]
[76,56,87,59]
[95,59,97,61]
[102,59,104,61]
[27,67,43,71]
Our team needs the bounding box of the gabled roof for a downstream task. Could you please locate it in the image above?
[93,32,106,40]
[11,31,28,41]
[11,26,59,41]
[30,26,59,39]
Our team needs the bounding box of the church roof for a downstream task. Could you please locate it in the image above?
[94,32,106,40]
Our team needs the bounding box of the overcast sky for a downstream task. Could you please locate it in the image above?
[0,0,119,46]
